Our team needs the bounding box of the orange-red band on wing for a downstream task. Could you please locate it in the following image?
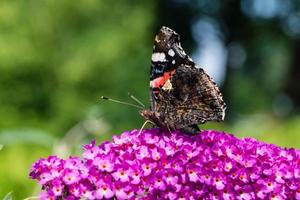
[150,69,175,88]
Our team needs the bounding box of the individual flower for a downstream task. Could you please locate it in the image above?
[30,128,300,199]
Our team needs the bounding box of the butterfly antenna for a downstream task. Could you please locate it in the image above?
[128,92,145,108]
[100,96,143,109]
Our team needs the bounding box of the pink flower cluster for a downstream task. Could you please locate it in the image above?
[30,129,300,200]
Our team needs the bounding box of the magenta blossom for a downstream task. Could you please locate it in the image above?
[29,128,300,200]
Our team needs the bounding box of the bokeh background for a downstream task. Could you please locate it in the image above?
[1,0,300,198]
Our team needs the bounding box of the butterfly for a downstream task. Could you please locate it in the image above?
[140,26,226,134]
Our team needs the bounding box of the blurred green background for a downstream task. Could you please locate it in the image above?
[1,0,300,199]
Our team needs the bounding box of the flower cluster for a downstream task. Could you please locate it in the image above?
[30,128,300,200]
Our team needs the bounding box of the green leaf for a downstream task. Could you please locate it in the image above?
[3,191,13,200]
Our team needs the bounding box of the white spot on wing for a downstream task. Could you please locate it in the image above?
[152,52,166,62]
[168,49,175,57]
[172,60,175,64]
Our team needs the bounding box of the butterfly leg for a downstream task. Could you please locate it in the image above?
[166,124,172,133]
[138,120,155,135]
[179,124,200,135]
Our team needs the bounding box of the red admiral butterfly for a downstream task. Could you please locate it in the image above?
[140,26,226,134]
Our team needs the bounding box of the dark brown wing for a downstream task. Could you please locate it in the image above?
[158,64,226,129]
[149,26,193,112]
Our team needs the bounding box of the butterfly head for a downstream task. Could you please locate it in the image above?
[140,109,154,120]
[139,109,163,128]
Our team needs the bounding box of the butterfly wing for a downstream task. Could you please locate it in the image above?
[166,64,226,125]
[149,26,193,112]
[143,26,226,133]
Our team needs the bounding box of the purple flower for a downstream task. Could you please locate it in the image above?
[30,128,300,199]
